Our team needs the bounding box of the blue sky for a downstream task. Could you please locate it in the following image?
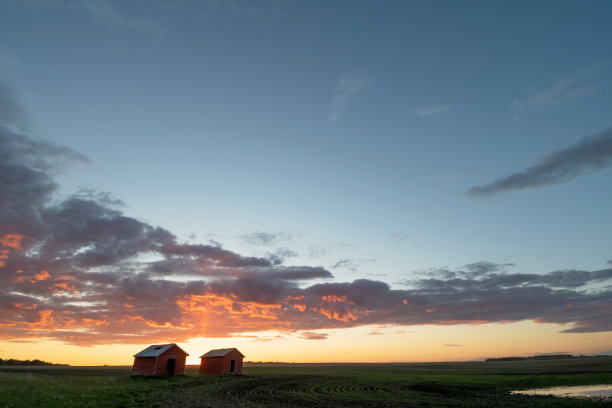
[1,0,612,363]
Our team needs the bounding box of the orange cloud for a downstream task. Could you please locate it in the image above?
[0,234,24,250]
[0,233,25,267]
[34,270,51,281]
[51,282,78,295]
[322,295,347,303]
[13,303,37,310]
[292,303,307,312]
[175,293,290,337]
[318,308,359,323]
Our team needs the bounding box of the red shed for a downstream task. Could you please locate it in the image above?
[131,343,188,376]
[199,348,244,375]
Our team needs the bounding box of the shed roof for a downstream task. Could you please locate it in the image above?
[134,343,189,358]
[200,348,245,358]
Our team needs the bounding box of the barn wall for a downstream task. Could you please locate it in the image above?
[156,347,187,376]
[199,350,243,375]
[131,357,156,376]
[221,350,243,375]
[232,351,244,375]
[131,346,187,376]
[155,356,168,376]
[200,356,223,374]
[173,354,186,376]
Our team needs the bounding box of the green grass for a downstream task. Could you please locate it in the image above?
[1,358,611,407]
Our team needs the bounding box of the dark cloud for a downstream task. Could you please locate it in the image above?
[464,261,515,276]
[398,264,612,333]
[266,247,299,266]
[465,127,612,197]
[0,94,89,240]
[207,239,222,247]
[2,87,612,346]
[162,243,273,268]
[257,266,332,281]
[0,87,337,344]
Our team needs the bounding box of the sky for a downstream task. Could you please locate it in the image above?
[1,0,612,366]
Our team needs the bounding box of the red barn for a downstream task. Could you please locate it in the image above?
[131,343,188,376]
[199,348,244,375]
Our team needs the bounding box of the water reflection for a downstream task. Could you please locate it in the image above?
[512,384,612,399]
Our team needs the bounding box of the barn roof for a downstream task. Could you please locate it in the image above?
[134,343,189,357]
[200,348,245,358]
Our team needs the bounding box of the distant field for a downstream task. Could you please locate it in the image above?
[1,357,612,407]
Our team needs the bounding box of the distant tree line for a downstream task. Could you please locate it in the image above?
[485,354,609,362]
[0,358,68,366]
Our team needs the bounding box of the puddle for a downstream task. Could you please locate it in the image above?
[512,384,612,399]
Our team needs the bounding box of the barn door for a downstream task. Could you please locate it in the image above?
[230,359,236,373]
[166,358,176,376]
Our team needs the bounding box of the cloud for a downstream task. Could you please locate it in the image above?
[414,105,452,117]
[240,231,297,265]
[512,66,610,111]
[299,332,328,340]
[465,127,612,197]
[330,258,377,272]
[328,72,372,122]
[241,231,292,246]
[400,263,612,333]
[464,261,515,277]
[265,247,299,266]
[2,87,612,345]
[308,242,355,259]
[391,233,410,244]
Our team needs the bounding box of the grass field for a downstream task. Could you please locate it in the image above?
[1,357,612,407]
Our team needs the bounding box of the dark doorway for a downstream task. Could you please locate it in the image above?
[166,359,176,376]
[230,359,235,373]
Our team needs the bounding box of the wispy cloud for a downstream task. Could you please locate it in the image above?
[414,105,452,117]
[466,127,612,197]
[513,66,610,111]
[308,242,354,259]
[241,231,293,246]
[330,258,377,272]
[240,231,297,265]
[328,72,372,122]
[391,232,411,244]
[299,332,328,340]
